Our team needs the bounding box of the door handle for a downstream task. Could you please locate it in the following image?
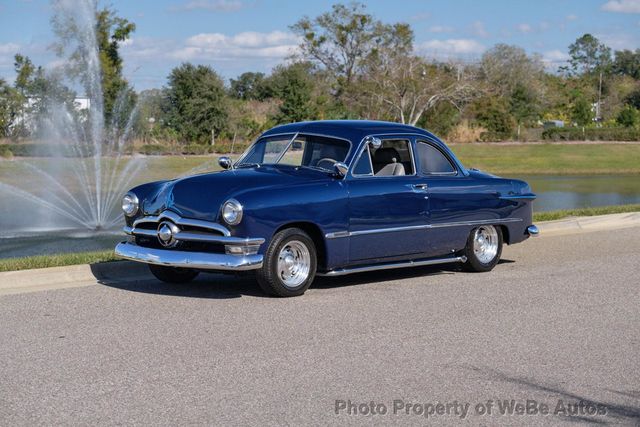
[413,183,428,191]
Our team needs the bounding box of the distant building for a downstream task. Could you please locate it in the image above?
[543,120,564,129]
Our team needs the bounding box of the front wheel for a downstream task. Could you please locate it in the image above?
[148,264,199,283]
[256,228,317,297]
[462,225,503,272]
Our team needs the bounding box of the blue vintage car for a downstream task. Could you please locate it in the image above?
[116,120,538,297]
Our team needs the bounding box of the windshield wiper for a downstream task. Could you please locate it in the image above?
[299,165,333,173]
[235,162,261,169]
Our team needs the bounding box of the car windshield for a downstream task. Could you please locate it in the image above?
[236,134,350,171]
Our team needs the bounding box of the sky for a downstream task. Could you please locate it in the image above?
[1,0,639,90]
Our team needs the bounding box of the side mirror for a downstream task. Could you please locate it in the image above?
[334,162,348,178]
[368,137,382,149]
[218,156,232,170]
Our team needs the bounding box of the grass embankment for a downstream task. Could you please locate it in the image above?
[532,204,640,222]
[1,204,639,272]
[0,250,117,273]
[450,143,640,175]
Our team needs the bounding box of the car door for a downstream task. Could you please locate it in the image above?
[415,139,492,256]
[346,136,430,263]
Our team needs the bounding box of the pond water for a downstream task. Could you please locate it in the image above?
[1,174,639,259]
[513,175,640,212]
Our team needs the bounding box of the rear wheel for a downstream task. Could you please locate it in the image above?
[148,264,199,283]
[462,225,503,272]
[256,228,317,297]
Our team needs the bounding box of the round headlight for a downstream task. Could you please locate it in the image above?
[122,192,139,217]
[222,199,243,225]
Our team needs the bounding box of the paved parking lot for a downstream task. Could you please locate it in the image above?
[0,227,638,425]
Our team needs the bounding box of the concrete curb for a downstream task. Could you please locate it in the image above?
[0,261,150,296]
[537,212,640,236]
[1,212,639,296]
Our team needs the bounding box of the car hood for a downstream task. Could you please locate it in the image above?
[141,165,331,220]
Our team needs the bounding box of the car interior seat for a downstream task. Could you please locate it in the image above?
[373,147,405,176]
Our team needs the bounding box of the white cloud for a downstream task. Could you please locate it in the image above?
[122,31,300,64]
[179,31,300,59]
[597,32,640,49]
[428,25,454,33]
[0,42,20,55]
[470,21,489,38]
[516,23,532,33]
[0,43,20,69]
[566,14,578,21]
[418,39,485,55]
[601,0,640,13]
[173,0,245,12]
[542,49,569,64]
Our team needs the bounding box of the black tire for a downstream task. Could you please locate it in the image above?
[462,225,503,272]
[256,228,317,297]
[148,264,199,283]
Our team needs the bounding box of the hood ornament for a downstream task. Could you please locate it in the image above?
[157,221,180,248]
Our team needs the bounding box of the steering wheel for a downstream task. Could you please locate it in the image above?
[316,158,338,170]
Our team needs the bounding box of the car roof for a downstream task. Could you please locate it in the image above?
[258,120,467,175]
[261,120,438,143]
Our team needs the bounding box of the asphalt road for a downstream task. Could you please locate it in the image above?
[0,228,639,426]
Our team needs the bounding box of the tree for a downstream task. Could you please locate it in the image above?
[616,105,639,127]
[0,79,21,138]
[509,83,539,139]
[360,55,475,125]
[626,89,640,110]
[165,63,228,143]
[571,96,593,126]
[567,34,611,75]
[612,49,640,80]
[291,2,411,97]
[471,96,515,138]
[229,72,267,100]
[51,4,136,125]
[480,44,544,97]
[267,62,318,124]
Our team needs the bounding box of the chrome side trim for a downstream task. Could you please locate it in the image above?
[132,211,231,236]
[123,227,264,246]
[173,231,264,245]
[317,255,467,277]
[499,193,537,201]
[324,218,523,239]
[526,225,540,237]
[115,242,263,271]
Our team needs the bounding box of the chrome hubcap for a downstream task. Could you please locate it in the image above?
[277,240,311,288]
[473,225,499,264]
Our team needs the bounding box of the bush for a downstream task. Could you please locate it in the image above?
[479,131,511,142]
[181,144,212,155]
[138,144,171,155]
[616,106,639,128]
[0,145,13,159]
[0,143,91,157]
[542,127,640,141]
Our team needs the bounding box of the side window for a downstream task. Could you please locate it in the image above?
[370,139,414,176]
[416,141,456,174]
[352,146,373,175]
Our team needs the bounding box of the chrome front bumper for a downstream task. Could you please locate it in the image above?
[115,242,263,271]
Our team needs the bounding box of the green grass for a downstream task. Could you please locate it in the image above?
[0,249,117,273]
[533,204,640,222]
[450,143,640,175]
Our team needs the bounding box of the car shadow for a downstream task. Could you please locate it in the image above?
[90,261,262,299]
[90,258,517,299]
[314,262,461,290]
[455,365,639,425]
